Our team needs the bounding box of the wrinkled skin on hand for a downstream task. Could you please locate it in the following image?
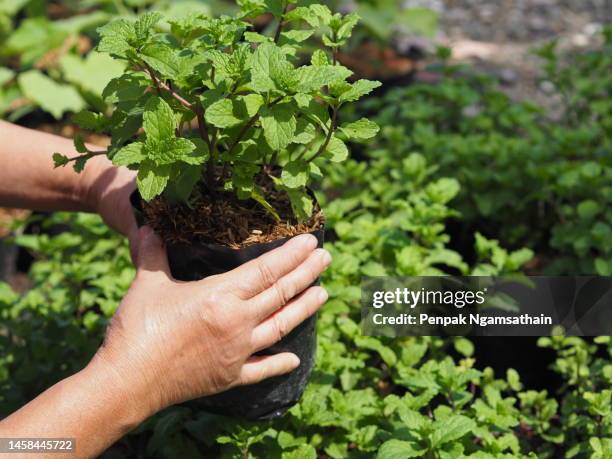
[92,227,331,415]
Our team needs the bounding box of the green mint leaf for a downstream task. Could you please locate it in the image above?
[294,93,312,108]
[74,135,88,154]
[112,142,145,166]
[339,118,379,140]
[244,31,270,43]
[137,161,170,201]
[208,44,251,81]
[250,188,280,221]
[151,138,199,165]
[18,70,85,120]
[205,98,244,128]
[52,153,70,168]
[282,444,316,459]
[302,98,330,128]
[102,73,150,106]
[72,111,109,132]
[250,43,295,93]
[241,94,264,117]
[321,34,340,48]
[143,96,176,142]
[280,30,314,45]
[311,50,329,66]
[430,415,476,447]
[309,162,323,181]
[200,87,225,109]
[378,440,428,459]
[296,65,353,93]
[338,79,382,103]
[285,5,332,27]
[141,43,181,80]
[336,12,360,41]
[134,12,163,41]
[293,119,316,144]
[260,102,297,151]
[281,161,309,188]
[109,110,145,148]
[238,0,267,17]
[324,136,349,162]
[97,19,136,58]
[73,156,88,173]
[287,188,313,222]
[166,165,201,203]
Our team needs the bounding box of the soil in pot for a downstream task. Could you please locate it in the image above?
[131,172,325,420]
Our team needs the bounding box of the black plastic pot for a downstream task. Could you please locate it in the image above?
[130,191,323,421]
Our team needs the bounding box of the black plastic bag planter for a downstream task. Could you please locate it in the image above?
[130,191,323,421]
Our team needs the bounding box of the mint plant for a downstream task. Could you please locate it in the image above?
[53,2,381,222]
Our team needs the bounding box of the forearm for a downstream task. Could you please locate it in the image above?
[0,357,152,459]
[0,121,108,212]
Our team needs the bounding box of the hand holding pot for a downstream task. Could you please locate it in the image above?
[92,227,331,416]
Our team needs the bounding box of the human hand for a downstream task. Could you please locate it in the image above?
[80,156,138,260]
[89,227,330,419]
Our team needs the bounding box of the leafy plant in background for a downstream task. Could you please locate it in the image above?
[324,0,437,45]
[53,2,381,221]
[0,0,120,120]
[0,0,216,121]
[0,0,439,122]
[0,207,609,458]
[360,29,612,275]
[535,29,612,275]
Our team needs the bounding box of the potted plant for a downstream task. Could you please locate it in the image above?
[54,0,380,420]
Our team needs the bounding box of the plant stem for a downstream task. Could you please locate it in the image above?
[63,150,108,165]
[331,32,338,65]
[195,104,216,187]
[307,105,337,162]
[142,65,193,110]
[225,96,284,158]
[143,62,163,96]
[273,3,289,43]
[226,114,259,156]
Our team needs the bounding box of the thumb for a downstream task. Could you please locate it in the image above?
[136,226,171,278]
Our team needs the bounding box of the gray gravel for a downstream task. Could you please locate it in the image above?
[399,0,611,104]
[435,0,610,42]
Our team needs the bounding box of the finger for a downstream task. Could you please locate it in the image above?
[135,226,171,278]
[222,233,319,299]
[251,249,331,322]
[251,286,327,351]
[238,353,300,386]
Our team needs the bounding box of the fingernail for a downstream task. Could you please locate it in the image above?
[317,288,329,303]
[291,355,301,368]
[292,234,317,250]
[321,250,332,266]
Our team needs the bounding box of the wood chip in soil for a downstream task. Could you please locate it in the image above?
[142,179,324,249]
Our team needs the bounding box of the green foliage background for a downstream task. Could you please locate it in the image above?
[0,1,611,458]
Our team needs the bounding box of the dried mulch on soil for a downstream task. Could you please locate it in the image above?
[142,175,324,249]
